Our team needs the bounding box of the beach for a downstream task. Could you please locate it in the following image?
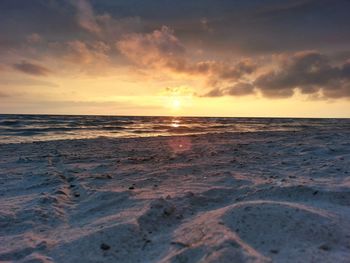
[0,128,350,262]
[1,0,350,261]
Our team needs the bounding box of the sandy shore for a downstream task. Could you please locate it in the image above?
[0,129,349,262]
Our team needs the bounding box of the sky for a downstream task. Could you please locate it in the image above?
[0,0,350,117]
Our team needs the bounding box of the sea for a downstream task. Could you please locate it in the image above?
[0,114,349,144]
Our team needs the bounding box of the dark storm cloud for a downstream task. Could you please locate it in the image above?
[13,61,52,76]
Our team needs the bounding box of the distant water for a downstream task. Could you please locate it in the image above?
[0,114,349,144]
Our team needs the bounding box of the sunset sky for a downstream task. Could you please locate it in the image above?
[1,0,350,117]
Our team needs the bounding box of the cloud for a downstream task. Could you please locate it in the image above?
[2,0,348,101]
[117,26,257,77]
[95,14,143,40]
[26,33,42,44]
[254,0,316,18]
[71,0,142,38]
[227,82,255,96]
[202,51,350,99]
[202,88,225,97]
[117,26,185,66]
[13,61,52,76]
[254,51,350,98]
[1,0,350,57]
[73,0,101,33]
[55,40,114,75]
[0,91,9,98]
[0,78,58,88]
[0,99,163,115]
[117,26,258,93]
[162,86,196,96]
[200,17,213,32]
[203,82,254,97]
[187,60,257,82]
[65,40,110,65]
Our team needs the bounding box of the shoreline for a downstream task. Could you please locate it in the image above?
[0,130,299,145]
[0,127,343,146]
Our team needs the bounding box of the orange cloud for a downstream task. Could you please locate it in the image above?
[117,26,258,93]
[117,26,185,66]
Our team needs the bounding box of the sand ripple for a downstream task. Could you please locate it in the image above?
[0,129,349,262]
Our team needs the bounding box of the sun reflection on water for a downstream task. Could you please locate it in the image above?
[171,119,180,128]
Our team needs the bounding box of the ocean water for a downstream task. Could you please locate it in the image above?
[0,114,349,144]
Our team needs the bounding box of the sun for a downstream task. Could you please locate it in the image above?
[162,95,187,113]
[171,98,181,110]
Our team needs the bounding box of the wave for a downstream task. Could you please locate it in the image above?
[0,114,349,144]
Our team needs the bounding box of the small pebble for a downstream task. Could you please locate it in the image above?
[319,244,331,251]
[100,243,110,250]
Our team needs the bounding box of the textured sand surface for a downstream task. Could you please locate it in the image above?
[0,129,350,262]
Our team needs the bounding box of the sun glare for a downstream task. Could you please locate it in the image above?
[171,98,181,110]
[171,119,180,128]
